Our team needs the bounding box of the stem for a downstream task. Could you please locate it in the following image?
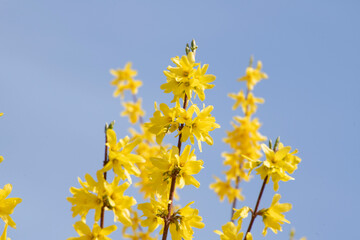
[243,175,268,240]
[132,94,144,124]
[161,94,188,240]
[230,176,240,221]
[100,133,109,228]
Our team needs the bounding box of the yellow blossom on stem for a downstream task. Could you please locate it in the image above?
[138,197,167,232]
[168,201,205,240]
[113,79,143,99]
[150,145,203,196]
[161,52,215,103]
[210,177,244,203]
[258,194,292,236]
[177,104,220,152]
[214,222,244,240]
[110,62,137,85]
[229,91,264,115]
[238,60,268,91]
[67,173,136,225]
[101,129,145,183]
[0,184,22,229]
[121,99,145,124]
[232,206,251,226]
[252,142,301,191]
[146,103,180,145]
[68,221,117,240]
[123,231,157,240]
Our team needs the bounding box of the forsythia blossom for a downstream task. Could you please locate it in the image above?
[121,99,145,124]
[161,52,215,103]
[245,142,301,191]
[211,58,266,204]
[101,129,145,184]
[67,173,136,225]
[68,221,117,240]
[238,60,268,91]
[147,103,219,151]
[149,145,203,196]
[258,194,292,235]
[111,62,141,98]
[0,184,22,229]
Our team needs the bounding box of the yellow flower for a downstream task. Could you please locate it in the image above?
[245,92,264,115]
[68,221,117,240]
[225,116,266,151]
[255,143,301,191]
[169,201,204,240]
[146,103,180,144]
[113,79,143,99]
[229,91,264,115]
[222,152,251,182]
[149,145,203,196]
[177,104,220,152]
[214,222,244,240]
[110,62,137,84]
[210,177,244,203]
[123,231,157,240]
[161,52,215,103]
[0,113,3,117]
[0,184,22,229]
[259,194,292,236]
[232,206,251,226]
[228,90,245,111]
[121,99,145,124]
[138,198,167,232]
[67,173,136,225]
[238,60,268,91]
[101,129,145,183]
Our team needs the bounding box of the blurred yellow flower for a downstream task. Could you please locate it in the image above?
[121,99,145,124]
[68,221,117,240]
[214,222,244,240]
[110,62,137,84]
[238,60,268,91]
[210,177,244,203]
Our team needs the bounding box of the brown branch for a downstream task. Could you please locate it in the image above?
[132,93,144,125]
[161,94,188,240]
[230,176,240,221]
[243,175,268,240]
[100,132,109,228]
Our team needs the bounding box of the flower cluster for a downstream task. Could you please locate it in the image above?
[138,40,218,240]
[146,103,219,151]
[67,124,143,239]
[211,58,266,205]
[110,62,145,124]
[212,59,302,239]
[0,113,22,239]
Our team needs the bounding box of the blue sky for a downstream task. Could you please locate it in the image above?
[0,1,359,239]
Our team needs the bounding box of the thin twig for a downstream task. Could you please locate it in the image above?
[100,133,108,228]
[230,176,240,221]
[243,175,268,240]
[162,94,188,240]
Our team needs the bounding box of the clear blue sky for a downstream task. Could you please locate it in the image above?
[0,1,359,239]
